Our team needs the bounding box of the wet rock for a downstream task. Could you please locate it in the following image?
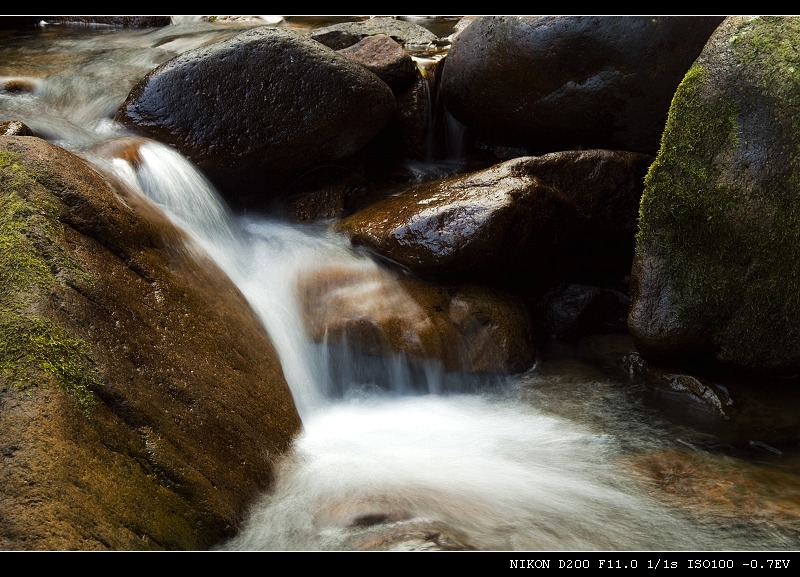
[334,149,652,287]
[333,156,573,283]
[0,136,301,550]
[115,27,397,207]
[296,263,536,375]
[1,120,34,136]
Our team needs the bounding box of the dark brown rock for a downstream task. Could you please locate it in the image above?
[333,156,573,282]
[440,16,724,155]
[337,34,418,91]
[0,136,301,550]
[334,150,652,287]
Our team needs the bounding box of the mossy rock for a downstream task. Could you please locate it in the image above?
[0,136,301,550]
[629,16,800,375]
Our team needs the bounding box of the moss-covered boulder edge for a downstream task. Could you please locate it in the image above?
[629,16,800,375]
[0,149,100,410]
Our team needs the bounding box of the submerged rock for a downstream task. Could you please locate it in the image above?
[296,262,536,377]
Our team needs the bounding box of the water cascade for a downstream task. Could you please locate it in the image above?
[86,138,791,552]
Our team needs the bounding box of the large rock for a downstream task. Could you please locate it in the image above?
[333,156,570,284]
[629,16,800,375]
[0,136,301,550]
[115,27,397,207]
[334,150,652,288]
[440,16,724,155]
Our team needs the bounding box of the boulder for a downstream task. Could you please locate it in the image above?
[334,150,652,288]
[440,16,724,155]
[629,16,800,375]
[0,136,301,550]
[115,27,397,207]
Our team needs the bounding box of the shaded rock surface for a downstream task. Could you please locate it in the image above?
[629,16,800,375]
[440,16,724,155]
[536,282,630,341]
[0,136,301,550]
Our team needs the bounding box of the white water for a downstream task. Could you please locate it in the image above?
[6,20,799,552]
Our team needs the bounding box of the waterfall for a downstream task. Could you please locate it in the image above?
[412,53,470,163]
[88,138,463,418]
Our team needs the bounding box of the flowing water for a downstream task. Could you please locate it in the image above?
[2,17,800,552]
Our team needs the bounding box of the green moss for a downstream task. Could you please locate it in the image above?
[638,66,740,248]
[733,17,800,92]
[1,148,100,411]
[638,65,742,328]
[637,21,800,369]
[0,313,99,410]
